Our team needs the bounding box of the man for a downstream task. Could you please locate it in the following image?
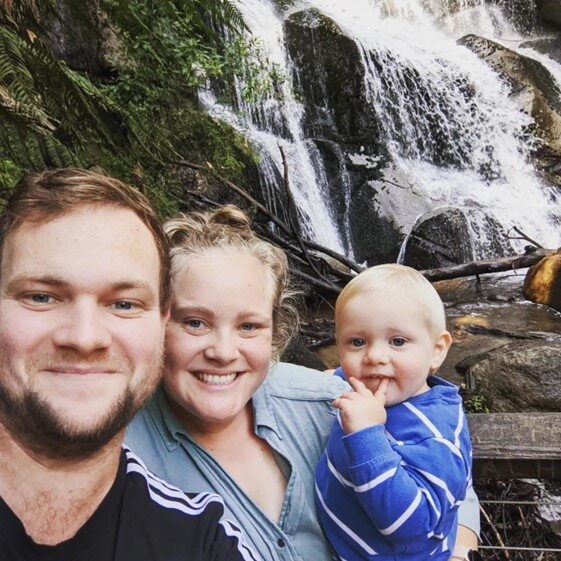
[0,168,257,561]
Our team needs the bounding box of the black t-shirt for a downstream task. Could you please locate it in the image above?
[0,448,258,561]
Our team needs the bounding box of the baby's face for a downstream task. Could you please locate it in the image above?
[336,290,448,406]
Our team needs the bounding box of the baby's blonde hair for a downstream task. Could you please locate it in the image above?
[336,264,447,338]
[164,205,299,361]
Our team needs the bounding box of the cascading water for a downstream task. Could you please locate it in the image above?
[200,0,347,254]
[203,0,561,259]
[306,0,561,255]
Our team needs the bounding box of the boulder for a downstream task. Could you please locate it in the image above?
[523,249,561,311]
[457,340,561,412]
[401,207,512,269]
[348,169,431,265]
[458,34,561,155]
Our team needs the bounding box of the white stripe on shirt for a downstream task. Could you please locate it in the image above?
[379,489,422,536]
[315,483,378,556]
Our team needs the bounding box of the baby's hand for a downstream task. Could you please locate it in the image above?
[333,377,388,434]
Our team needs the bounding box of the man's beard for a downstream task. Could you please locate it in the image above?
[0,355,163,460]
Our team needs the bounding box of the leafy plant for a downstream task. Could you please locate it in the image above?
[0,0,267,210]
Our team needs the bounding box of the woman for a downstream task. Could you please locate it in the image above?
[126,205,479,560]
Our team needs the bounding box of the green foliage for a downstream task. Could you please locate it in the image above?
[174,107,259,182]
[0,158,23,200]
[463,393,490,414]
[0,18,128,171]
[0,0,269,212]
[221,35,285,104]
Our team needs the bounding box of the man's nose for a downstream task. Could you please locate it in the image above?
[52,300,112,354]
[204,330,240,363]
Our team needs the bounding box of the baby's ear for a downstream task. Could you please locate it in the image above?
[430,330,453,372]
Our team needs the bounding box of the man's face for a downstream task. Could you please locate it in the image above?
[0,206,167,458]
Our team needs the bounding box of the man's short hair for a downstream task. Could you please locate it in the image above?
[0,168,171,310]
[336,263,447,338]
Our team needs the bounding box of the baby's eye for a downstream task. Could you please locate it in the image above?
[390,337,407,347]
[350,338,366,347]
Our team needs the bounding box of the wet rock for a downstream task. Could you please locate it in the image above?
[42,1,116,77]
[282,338,327,371]
[401,206,512,269]
[524,249,561,312]
[458,34,561,155]
[284,8,383,153]
[402,207,474,269]
[520,36,561,66]
[536,0,561,29]
[284,8,405,261]
[457,340,561,412]
[346,167,431,265]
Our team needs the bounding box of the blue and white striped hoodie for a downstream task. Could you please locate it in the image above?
[315,373,472,561]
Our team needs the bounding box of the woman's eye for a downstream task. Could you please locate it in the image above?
[391,337,407,347]
[350,338,366,347]
[240,322,257,332]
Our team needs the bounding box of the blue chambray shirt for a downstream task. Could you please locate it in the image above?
[126,363,347,561]
[125,363,479,560]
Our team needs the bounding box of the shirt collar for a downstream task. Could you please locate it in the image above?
[146,386,186,451]
[251,375,283,440]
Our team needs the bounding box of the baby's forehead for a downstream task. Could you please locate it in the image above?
[336,288,437,330]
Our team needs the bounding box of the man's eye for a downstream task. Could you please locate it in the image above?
[391,337,407,347]
[29,293,54,304]
[111,301,135,311]
[185,318,203,329]
[350,338,366,347]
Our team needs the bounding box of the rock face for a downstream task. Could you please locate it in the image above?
[284,9,384,157]
[458,34,561,155]
[458,340,561,412]
[536,0,561,28]
[524,250,561,311]
[42,1,116,77]
[284,8,409,263]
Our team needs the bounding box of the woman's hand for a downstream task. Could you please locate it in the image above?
[333,377,388,434]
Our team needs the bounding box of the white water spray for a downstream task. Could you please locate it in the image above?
[201,0,346,253]
[306,0,561,253]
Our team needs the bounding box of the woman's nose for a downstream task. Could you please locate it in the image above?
[204,331,240,363]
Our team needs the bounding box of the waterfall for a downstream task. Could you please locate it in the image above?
[203,0,561,259]
[200,0,347,254]
[305,0,561,255]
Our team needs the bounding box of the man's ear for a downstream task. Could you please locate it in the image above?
[430,330,453,372]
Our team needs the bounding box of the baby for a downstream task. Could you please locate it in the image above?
[315,264,472,561]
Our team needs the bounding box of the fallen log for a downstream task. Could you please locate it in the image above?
[421,249,552,282]
[469,412,561,480]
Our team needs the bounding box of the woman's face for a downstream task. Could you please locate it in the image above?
[163,248,274,430]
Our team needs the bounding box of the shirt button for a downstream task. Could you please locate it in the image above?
[277,538,286,548]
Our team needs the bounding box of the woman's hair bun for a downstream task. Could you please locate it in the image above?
[209,204,252,233]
